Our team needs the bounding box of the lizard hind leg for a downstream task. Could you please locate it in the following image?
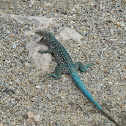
[42,65,68,81]
[74,62,94,72]
[42,74,60,82]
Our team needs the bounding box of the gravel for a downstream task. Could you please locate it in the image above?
[0,0,126,126]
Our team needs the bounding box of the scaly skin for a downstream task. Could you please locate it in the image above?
[36,30,120,126]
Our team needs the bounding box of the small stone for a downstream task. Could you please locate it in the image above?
[110,29,114,35]
[35,85,41,89]
[11,43,16,48]
[115,21,125,27]
[60,27,82,44]
[31,0,36,5]
[6,30,11,34]
[29,5,32,8]
[0,123,3,126]
[33,115,40,122]
[27,111,34,118]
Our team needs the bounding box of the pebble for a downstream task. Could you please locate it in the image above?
[35,85,41,89]
[59,27,82,44]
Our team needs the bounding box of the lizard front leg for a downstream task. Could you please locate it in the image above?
[38,49,51,54]
[74,62,93,72]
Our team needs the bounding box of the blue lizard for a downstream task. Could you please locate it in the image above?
[36,30,120,126]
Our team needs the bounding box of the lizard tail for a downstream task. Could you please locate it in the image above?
[100,109,120,126]
[71,72,103,110]
[70,72,120,126]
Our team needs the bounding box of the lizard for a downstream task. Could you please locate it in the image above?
[35,30,120,126]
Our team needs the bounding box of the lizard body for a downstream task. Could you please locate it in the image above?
[36,31,120,126]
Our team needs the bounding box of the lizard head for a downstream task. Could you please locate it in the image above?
[35,30,53,46]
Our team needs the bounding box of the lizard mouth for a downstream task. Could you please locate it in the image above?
[35,30,51,43]
[35,30,46,43]
[40,36,44,41]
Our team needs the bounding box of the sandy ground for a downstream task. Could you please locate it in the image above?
[0,0,126,126]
